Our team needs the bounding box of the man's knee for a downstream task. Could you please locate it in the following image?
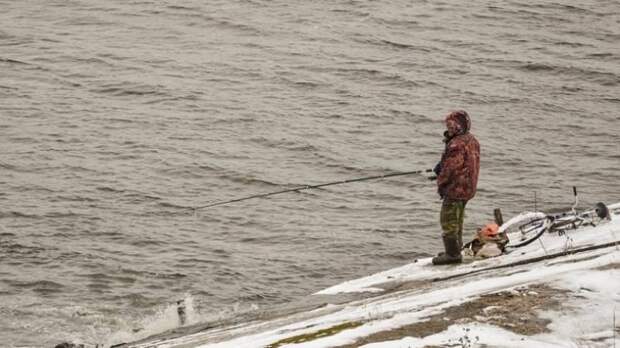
[440,214,460,236]
[441,224,459,237]
[440,201,464,237]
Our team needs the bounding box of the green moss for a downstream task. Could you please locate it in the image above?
[266,321,363,348]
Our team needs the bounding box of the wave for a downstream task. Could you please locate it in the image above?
[5,280,65,294]
[0,57,29,65]
[0,211,40,219]
[378,39,432,52]
[93,86,167,97]
[518,62,619,85]
[91,82,170,98]
[80,272,137,284]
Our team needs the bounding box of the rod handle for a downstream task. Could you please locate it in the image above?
[494,208,504,226]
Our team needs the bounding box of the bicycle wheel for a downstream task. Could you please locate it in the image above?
[500,212,551,248]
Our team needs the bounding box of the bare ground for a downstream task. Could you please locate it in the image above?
[335,284,569,348]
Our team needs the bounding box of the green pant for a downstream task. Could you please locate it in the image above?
[440,200,467,244]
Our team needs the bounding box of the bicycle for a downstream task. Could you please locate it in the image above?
[500,187,612,249]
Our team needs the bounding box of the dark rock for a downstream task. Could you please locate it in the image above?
[54,343,84,348]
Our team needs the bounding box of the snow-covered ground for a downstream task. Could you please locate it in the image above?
[120,203,620,348]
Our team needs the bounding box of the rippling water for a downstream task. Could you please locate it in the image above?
[1,0,619,346]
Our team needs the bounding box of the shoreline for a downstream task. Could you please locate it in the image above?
[113,205,620,348]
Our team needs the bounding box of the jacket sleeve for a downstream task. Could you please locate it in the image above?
[437,141,465,196]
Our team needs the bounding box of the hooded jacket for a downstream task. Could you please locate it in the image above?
[436,110,480,201]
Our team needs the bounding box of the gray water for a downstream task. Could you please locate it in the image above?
[1,0,619,346]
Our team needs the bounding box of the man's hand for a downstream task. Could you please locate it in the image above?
[433,162,442,176]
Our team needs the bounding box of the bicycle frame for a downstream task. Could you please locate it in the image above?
[501,187,611,249]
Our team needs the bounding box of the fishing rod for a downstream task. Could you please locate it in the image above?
[192,168,434,210]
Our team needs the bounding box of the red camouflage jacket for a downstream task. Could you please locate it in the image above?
[437,132,480,201]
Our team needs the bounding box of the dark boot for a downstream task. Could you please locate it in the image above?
[432,235,462,265]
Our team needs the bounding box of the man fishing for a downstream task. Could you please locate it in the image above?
[432,110,480,265]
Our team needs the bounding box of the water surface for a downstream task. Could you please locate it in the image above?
[1,0,619,346]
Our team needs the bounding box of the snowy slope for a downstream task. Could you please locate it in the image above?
[119,203,620,348]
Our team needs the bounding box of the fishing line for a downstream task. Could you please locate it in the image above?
[192,168,434,210]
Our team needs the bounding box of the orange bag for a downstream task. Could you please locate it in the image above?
[463,222,509,258]
[479,223,500,239]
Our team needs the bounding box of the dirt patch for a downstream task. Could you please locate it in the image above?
[266,321,363,348]
[335,284,568,348]
[595,262,620,271]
